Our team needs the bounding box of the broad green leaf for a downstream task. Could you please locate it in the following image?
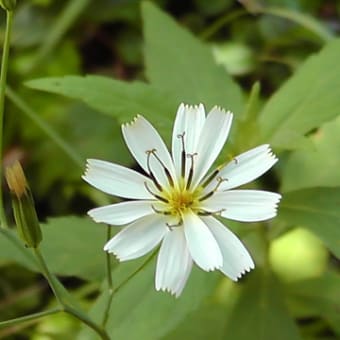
[281,116,340,192]
[162,301,228,340]
[224,270,301,340]
[259,39,340,149]
[40,217,108,281]
[79,256,220,339]
[278,187,340,258]
[287,272,340,335]
[0,228,38,270]
[142,2,244,114]
[162,279,241,340]
[25,75,178,143]
[0,217,108,281]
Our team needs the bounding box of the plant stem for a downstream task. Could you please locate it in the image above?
[6,87,83,168]
[102,226,113,327]
[33,247,64,305]
[0,9,14,228]
[27,0,91,72]
[112,249,157,296]
[0,308,61,329]
[262,7,333,43]
[32,247,110,340]
[64,305,110,340]
[200,9,247,40]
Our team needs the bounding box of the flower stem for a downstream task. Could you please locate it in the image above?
[64,305,111,340]
[6,87,83,168]
[33,247,64,305]
[33,247,110,340]
[112,249,157,296]
[0,9,14,228]
[101,226,113,327]
[0,308,62,329]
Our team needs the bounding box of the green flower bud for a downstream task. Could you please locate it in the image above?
[6,161,42,248]
[0,0,16,11]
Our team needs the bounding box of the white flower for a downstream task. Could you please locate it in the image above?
[83,103,281,297]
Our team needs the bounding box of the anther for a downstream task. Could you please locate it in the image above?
[177,132,186,178]
[186,153,197,190]
[201,168,220,188]
[197,208,225,216]
[146,150,163,191]
[151,205,171,215]
[166,218,183,231]
[144,182,169,203]
[149,149,174,187]
[198,177,228,202]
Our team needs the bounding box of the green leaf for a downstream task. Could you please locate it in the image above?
[162,280,241,340]
[79,256,220,339]
[40,217,107,281]
[288,272,340,335]
[259,39,340,149]
[25,75,178,143]
[224,270,301,340]
[278,187,340,258]
[0,228,38,271]
[0,217,108,281]
[281,116,340,192]
[142,2,244,114]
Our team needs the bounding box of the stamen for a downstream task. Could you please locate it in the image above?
[149,149,174,187]
[144,182,169,203]
[146,150,163,191]
[166,217,183,231]
[201,168,220,188]
[198,177,228,201]
[197,208,225,216]
[201,161,228,188]
[186,153,197,190]
[177,132,186,178]
[151,205,171,215]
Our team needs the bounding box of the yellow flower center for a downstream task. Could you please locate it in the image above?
[163,184,202,217]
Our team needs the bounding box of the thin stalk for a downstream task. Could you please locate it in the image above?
[27,0,91,72]
[6,87,83,168]
[0,10,14,228]
[0,308,61,329]
[112,249,157,296]
[33,247,110,340]
[101,226,113,327]
[33,247,64,305]
[200,9,247,40]
[64,305,110,340]
[262,7,333,43]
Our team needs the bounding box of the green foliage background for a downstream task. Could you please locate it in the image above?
[0,0,340,339]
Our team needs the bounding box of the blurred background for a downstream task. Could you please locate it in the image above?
[0,0,339,339]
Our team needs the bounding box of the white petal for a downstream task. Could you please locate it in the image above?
[191,107,233,188]
[172,103,205,178]
[203,216,254,280]
[183,211,223,271]
[122,115,176,188]
[155,228,193,297]
[104,214,167,261]
[88,200,156,225]
[204,144,278,193]
[83,159,154,199]
[202,190,281,222]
